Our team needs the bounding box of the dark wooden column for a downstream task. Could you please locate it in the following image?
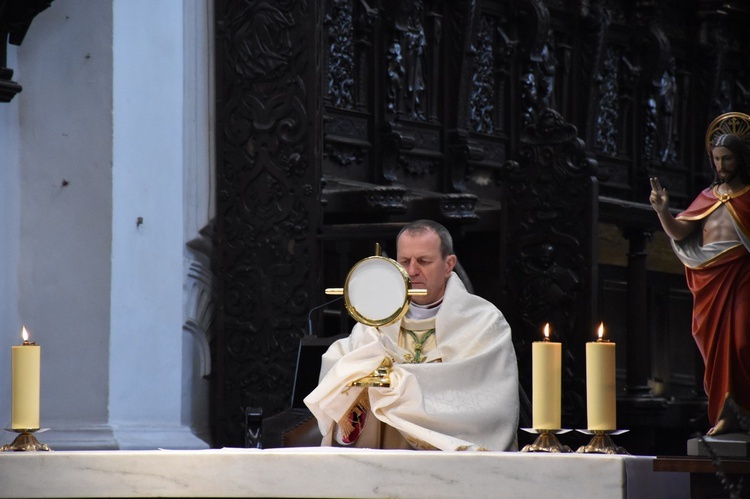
[213,0,325,447]
[623,227,653,395]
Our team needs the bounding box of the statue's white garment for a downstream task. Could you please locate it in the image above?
[304,273,519,451]
[671,201,750,269]
[672,238,744,268]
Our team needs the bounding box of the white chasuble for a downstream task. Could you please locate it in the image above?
[304,273,519,451]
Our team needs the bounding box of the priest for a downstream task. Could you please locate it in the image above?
[304,219,520,451]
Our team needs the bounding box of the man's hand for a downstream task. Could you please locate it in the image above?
[649,177,669,214]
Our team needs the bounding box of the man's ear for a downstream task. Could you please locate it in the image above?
[445,254,457,276]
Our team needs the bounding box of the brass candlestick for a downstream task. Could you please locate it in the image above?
[521,429,572,453]
[1,428,51,452]
[575,429,628,454]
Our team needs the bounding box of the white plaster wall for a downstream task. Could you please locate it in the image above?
[11,1,115,446]
[0,46,21,430]
[0,0,211,450]
[110,0,182,425]
[183,0,215,241]
[110,0,209,449]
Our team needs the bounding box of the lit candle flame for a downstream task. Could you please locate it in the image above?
[597,322,604,340]
[22,326,29,343]
[543,323,550,339]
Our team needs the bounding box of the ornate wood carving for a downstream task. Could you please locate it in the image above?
[515,0,552,128]
[320,0,485,224]
[0,0,54,102]
[214,0,750,450]
[502,109,597,429]
[214,0,323,446]
[326,0,356,110]
[633,2,674,170]
[471,22,496,133]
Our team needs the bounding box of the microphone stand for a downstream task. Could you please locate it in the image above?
[307,296,344,336]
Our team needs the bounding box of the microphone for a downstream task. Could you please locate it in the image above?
[307,296,344,335]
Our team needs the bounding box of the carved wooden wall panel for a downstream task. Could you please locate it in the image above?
[213,0,323,446]
[214,0,750,449]
[502,109,597,430]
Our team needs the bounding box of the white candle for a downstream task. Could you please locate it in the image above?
[12,326,41,430]
[586,323,616,431]
[532,323,561,430]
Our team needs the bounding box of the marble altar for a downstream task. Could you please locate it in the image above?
[0,447,688,498]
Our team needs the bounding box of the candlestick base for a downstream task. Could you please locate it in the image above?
[520,429,573,453]
[1,429,51,452]
[575,430,628,454]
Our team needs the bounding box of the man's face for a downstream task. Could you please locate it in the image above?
[712,145,740,185]
[397,230,457,305]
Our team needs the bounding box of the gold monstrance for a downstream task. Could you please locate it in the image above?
[324,244,426,387]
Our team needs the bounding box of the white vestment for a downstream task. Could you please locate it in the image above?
[303,273,520,451]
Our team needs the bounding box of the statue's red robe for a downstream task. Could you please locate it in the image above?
[675,185,750,425]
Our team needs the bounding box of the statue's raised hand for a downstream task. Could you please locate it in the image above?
[649,177,669,214]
